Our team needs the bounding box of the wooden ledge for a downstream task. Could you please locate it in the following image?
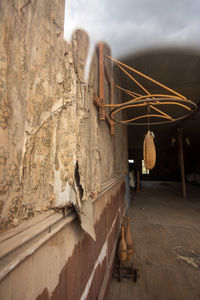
[0,176,125,281]
[0,209,76,281]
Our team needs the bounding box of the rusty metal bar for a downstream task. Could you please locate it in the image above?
[106,55,187,100]
[117,63,151,96]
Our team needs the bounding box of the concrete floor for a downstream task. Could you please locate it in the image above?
[107,181,200,300]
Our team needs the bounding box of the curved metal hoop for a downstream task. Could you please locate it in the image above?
[104,55,197,126]
[109,97,197,126]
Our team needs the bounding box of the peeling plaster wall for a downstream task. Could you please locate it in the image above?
[0,0,128,232]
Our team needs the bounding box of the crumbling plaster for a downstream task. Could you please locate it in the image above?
[0,0,128,233]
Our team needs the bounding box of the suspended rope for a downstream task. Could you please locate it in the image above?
[147,105,150,132]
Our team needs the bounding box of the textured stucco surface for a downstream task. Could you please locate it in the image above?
[0,0,128,233]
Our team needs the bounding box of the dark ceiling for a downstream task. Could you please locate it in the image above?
[117,47,200,153]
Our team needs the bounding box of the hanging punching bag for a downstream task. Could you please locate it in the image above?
[143,131,156,170]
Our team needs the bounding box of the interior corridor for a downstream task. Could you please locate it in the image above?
[107,181,200,300]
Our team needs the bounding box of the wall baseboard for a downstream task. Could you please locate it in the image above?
[0,177,124,282]
[98,207,126,300]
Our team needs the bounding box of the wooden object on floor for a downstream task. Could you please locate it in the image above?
[125,217,133,261]
[113,261,138,283]
[118,225,127,262]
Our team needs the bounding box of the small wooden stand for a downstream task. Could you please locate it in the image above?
[115,217,138,282]
[113,259,138,282]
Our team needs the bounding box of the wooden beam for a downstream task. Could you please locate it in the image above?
[93,93,102,108]
[94,44,115,135]
[104,64,111,85]
[136,170,140,192]
[94,93,104,119]
[178,128,186,198]
[105,112,112,126]
[99,42,105,120]
[93,93,114,134]
[110,79,115,135]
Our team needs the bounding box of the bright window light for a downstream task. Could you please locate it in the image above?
[142,160,149,174]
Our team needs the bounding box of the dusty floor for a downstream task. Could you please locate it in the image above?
[107,181,200,300]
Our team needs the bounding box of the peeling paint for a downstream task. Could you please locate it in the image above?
[79,197,96,240]
[54,170,77,208]
[80,240,108,300]
[0,0,128,233]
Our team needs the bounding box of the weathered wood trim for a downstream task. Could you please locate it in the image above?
[93,93,112,125]
[99,42,105,120]
[104,64,111,85]
[0,176,125,281]
[93,176,124,203]
[99,43,104,102]
[93,92,115,135]
[110,79,115,135]
[0,210,55,244]
[93,92,102,109]
[97,216,121,300]
[0,210,76,281]
[81,206,126,300]
[94,43,115,135]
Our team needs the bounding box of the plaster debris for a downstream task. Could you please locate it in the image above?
[79,197,96,241]
[173,248,200,269]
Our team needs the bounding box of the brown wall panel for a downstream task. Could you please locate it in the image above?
[51,182,125,300]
